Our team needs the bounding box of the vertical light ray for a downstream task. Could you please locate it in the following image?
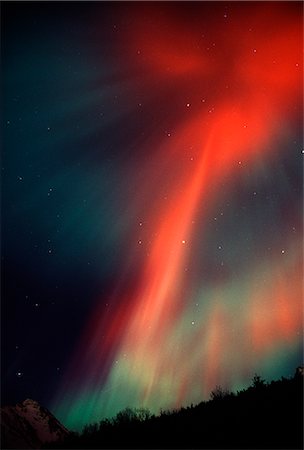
[52,3,303,430]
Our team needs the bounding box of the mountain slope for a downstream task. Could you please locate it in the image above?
[1,399,69,449]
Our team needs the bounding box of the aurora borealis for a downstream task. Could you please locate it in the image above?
[2,1,303,433]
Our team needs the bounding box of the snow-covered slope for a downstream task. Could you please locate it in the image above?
[1,399,70,449]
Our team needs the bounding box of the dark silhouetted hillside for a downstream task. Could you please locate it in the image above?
[1,399,69,449]
[45,368,303,449]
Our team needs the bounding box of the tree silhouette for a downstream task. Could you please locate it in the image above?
[114,407,153,424]
[251,374,266,389]
[210,385,230,401]
[45,368,303,450]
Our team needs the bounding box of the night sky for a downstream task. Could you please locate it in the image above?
[2,1,303,432]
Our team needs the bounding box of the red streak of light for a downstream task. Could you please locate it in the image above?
[62,3,302,398]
